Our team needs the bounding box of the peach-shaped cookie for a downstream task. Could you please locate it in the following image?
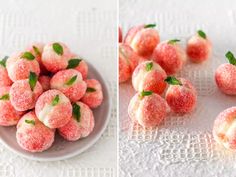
[16,111,55,152]
[124,24,160,58]
[0,86,24,126]
[215,51,236,95]
[35,89,72,128]
[38,75,51,91]
[26,43,48,73]
[0,56,12,86]
[81,79,103,108]
[58,101,95,141]
[152,39,187,75]
[132,61,167,95]
[213,107,236,150]
[6,51,40,82]
[10,72,43,111]
[42,42,72,73]
[50,69,87,102]
[67,56,88,79]
[128,91,167,128]
[187,30,212,63]
[165,76,197,114]
[119,43,142,83]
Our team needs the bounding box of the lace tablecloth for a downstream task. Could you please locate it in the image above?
[0,0,117,176]
[119,0,236,176]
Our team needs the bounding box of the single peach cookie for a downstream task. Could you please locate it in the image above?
[128,91,167,128]
[67,55,88,79]
[58,101,95,141]
[165,76,197,114]
[152,39,186,75]
[132,61,167,95]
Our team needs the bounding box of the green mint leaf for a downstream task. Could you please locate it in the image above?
[72,103,81,122]
[21,52,35,60]
[67,58,82,69]
[0,93,9,100]
[0,56,8,67]
[146,62,153,71]
[52,43,63,56]
[139,90,153,99]
[168,39,181,44]
[25,119,35,125]
[165,76,182,85]
[197,30,206,39]
[33,46,41,56]
[65,75,77,86]
[86,87,96,92]
[29,72,38,91]
[226,51,236,65]
[51,95,60,106]
[144,24,156,28]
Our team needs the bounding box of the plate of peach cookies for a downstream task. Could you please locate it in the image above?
[0,42,111,161]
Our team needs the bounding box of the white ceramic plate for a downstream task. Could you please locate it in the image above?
[0,62,111,161]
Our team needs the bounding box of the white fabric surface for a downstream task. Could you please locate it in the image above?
[0,0,117,177]
[119,0,236,177]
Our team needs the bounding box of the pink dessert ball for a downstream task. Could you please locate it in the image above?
[152,40,187,75]
[0,86,24,126]
[213,107,236,150]
[215,51,236,95]
[67,55,88,79]
[6,52,40,82]
[165,77,197,114]
[26,43,48,74]
[16,111,55,152]
[124,24,160,58]
[35,89,72,128]
[132,61,167,95]
[42,42,72,73]
[187,30,212,63]
[119,26,122,43]
[81,79,103,108]
[128,91,167,128]
[50,69,87,102]
[38,75,51,91]
[10,77,43,111]
[58,101,95,141]
[119,43,142,83]
[0,56,12,86]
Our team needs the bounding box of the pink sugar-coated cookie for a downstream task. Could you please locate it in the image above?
[16,111,55,152]
[124,24,160,58]
[67,54,88,79]
[215,51,236,95]
[132,61,167,95]
[38,75,51,91]
[58,101,95,141]
[0,86,24,126]
[35,89,72,128]
[0,57,12,86]
[128,91,167,128]
[187,30,212,63]
[152,39,187,75]
[10,76,43,111]
[119,43,142,83]
[213,107,236,150]
[6,52,40,82]
[119,26,122,43]
[165,77,197,114]
[25,42,48,74]
[50,69,87,102]
[81,79,103,108]
[42,42,72,73]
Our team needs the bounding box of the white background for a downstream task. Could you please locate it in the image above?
[119,0,236,177]
[0,0,117,177]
